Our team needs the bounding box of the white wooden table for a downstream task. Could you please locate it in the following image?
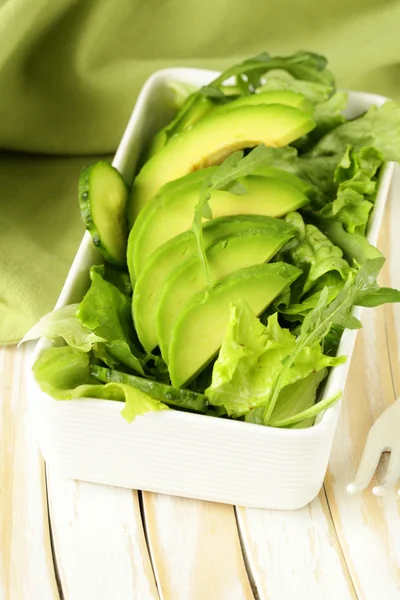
[2,171,400,600]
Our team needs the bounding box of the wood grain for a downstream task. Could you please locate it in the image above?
[0,344,59,600]
[46,474,159,600]
[142,492,255,600]
[236,493,356,600]
[2,170,400,600]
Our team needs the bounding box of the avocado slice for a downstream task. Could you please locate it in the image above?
[250,165,314,196]
[157,227,296,361]
[129,104,315,222]
[126,169,212,282]
[130,174,309,278]
[147,95,215,157]
[133,215,295,353]
[168,262,301,388]
[222,90,314,114]
[148,91,313,158]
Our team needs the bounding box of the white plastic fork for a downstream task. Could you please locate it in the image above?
[347,399,400,497]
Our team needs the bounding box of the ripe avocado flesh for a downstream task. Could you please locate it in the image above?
[157,227,296,361]
[130,174,309,278]
[126,169,212,282]
[147,95,215,157]
[133,215,293,353]
[129,104,315,222]
[222,90,314,114]
[250,165,314,196]
[168,262,302,388]
[147,91,312,158]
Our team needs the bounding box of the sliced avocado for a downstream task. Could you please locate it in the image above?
[222,90,314,114]
[133,215,293,353]
[131,175,309,277]
[168,262,301,388]
[79,161,128,266]
[129,104,315,222]
[249,165,314,196]
[157,227,295,361]
[147,91,313,158]
[147,95,215,157]
[126,169,213,282]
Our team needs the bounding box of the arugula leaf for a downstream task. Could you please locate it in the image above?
[163,51,334,143]
[209,51,335,91]
[280,272,345,321]
[355,287,400,307]
[261,257,386,423]
[205,299,343,420]
[19,304,105,351]
[191,145,296,285]
[33,346,168,422]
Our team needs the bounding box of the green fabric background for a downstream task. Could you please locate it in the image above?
[1,0,400,343]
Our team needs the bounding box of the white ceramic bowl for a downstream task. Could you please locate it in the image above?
[29,68,394,509]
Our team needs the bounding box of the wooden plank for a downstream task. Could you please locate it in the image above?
[236,494,356,600]
[323,168,400,599]
[0,345,60,600]
[142,492,255,600]
[46,474,159,600]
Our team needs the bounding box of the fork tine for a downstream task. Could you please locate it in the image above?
[372,449,400,496]
[347,429,384,493]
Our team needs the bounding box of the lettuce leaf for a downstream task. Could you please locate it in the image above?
[294,91,348,152]
[311,91,348,140]
[33,346,168,422]
[261,258,387,424]
[246,369,328,428]
[205,299,344,422]
[19,304,105,351]
[314,146,383,234]
[283,213,351,296]
[308,101,400,162]
[258,70,333,104]
[318,220,383,265]
[101,263,133,296]
[78,265,145,374]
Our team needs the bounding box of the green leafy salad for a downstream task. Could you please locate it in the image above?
[26,51,400,428]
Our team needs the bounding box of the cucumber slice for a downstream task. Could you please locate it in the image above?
[79,161,128,266]
[90,365,208,413]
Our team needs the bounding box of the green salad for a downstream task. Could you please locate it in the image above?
[26,51,400,428]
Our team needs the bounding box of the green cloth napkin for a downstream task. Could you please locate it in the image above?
[2,0,400,344]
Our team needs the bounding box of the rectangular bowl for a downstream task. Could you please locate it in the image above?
[29,68,394,510]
